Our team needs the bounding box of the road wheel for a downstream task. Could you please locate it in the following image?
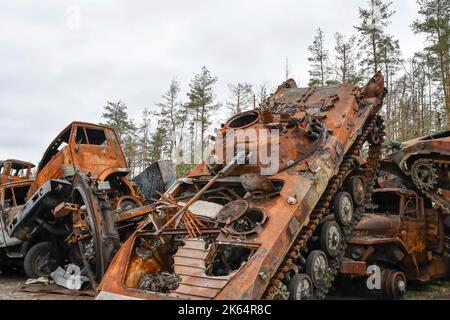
[333,191,354,226]
[305,250,328,288]
[385,270,407,299]
[289,274,313,300]
[320,221,342,257]
[24,242,61,279]
[347,176,366,206]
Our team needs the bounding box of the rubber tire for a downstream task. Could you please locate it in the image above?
[385,270,407,300]
[320,221,342,257]
[289,273,313,300]
[333,191,354,226]
[347,176,365,207]
[305,250,328,288]
[24,242,60,279]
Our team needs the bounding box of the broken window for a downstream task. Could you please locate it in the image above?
[86,128,107,146]
[12,185,29,205]
[4,188,14,208]
[403,196,418,219]
[75,127,88,144]
[75,127,108,146]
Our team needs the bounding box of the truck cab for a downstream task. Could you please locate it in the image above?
[0,160,34,185]
[29,121,133,198]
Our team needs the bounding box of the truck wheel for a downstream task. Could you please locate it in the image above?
[289,274,313,300]
[385,270,407,299]
[347,176,365,206]
[333,191,354,226]
[320,221,342,257]
[24,242,60,279]
[305,250,328,288]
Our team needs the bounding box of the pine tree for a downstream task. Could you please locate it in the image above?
[226,82,254,115]
[186,66,220,159]
[307,28,332,86]
[101,100,136,143]
[149,122,170,162]
[255,82,271,105]
[333,33,361,84]
[412,0,450,127]
[155,79,184,161]
[101,100,137,175]
[355,0,395,77]
[136,108,152,172]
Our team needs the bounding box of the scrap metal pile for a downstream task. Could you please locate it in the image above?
[96,72,387,300]
[338,132,450,299]
[0,124,175,287]
[1,71,449,301]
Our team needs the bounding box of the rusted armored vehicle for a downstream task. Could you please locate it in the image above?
[6,122,156,283]
[339,187,450,299]
[387,131,450,213]
[0,160,34,185]
[96,73,386,300]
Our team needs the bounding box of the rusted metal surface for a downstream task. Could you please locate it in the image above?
[2,122,168,283]
[97,73,387,300]
[0,177,34,269]
[388,131,450,213]
[340,186,450,298]
[132,161,176,202]
[338,131,450,298]
[0,160,34,185]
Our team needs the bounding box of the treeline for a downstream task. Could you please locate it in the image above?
[101,0,449,176]
[305,0,449,143]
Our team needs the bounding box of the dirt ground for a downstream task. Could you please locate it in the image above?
[0,272,94,300]
[1,272,450,300]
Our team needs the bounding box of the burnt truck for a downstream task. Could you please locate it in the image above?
[4,122,162,283]
[338,131,450,299]
[339,187,450,299]
[96,73,386,300]
[0,159,34,185]
[0,178,37,272]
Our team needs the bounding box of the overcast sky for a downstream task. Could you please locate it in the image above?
[0,0,425,165]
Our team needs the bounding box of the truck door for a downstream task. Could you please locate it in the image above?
[0,187,22,247]
[71,125,119,176]
[401,194,427,262]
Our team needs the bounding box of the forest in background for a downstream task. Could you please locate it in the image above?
[100,0,449,177]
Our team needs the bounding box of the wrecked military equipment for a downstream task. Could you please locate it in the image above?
[132,161,176,203]
[5,122,161,283]
[339,131,450,299]
[387,131,450,213]
[340,187,450,299]
[96,72,387,300]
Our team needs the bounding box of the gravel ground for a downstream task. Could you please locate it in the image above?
[0,272,94,300]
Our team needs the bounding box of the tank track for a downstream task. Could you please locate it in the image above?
[410,159,450,214]
[263,115,385,300]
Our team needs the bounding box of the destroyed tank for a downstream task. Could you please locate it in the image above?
[96,73,386,300]
[387,131,450,213]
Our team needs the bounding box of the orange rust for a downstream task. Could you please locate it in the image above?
[97,73,387,300]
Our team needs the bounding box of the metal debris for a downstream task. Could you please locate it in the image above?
[139,272,181,293]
